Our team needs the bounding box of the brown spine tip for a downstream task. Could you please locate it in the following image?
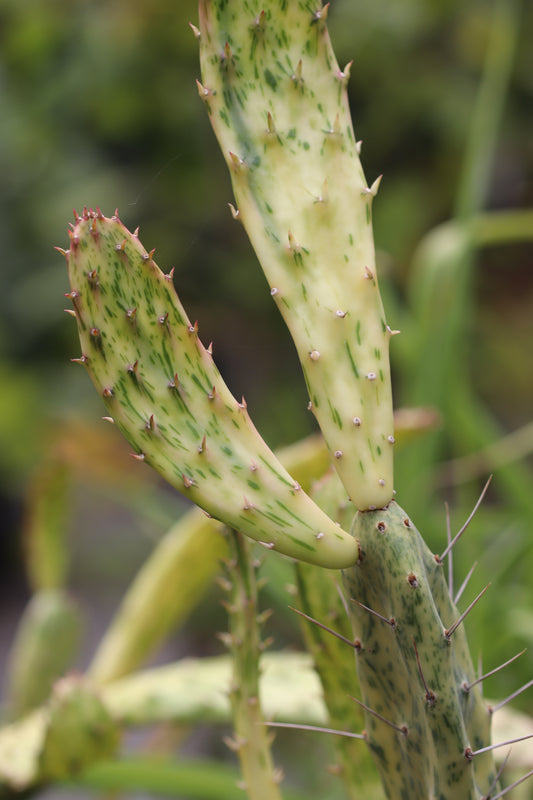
[102,387,114,398]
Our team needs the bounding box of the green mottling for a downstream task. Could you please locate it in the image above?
[275,501,312,529]
[344,342,359,378]
[264,68,277,91]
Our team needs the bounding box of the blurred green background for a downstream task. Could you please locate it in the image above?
[0,0,532,795]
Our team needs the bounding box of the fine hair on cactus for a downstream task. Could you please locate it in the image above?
[1,1,532,800]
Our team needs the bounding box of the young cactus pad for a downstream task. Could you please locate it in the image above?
[198,0,395,511]
[61,209,357,569]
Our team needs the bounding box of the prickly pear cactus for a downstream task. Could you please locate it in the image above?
[198,0,395,512]
[61,209,356,569]
[58,1,508,798]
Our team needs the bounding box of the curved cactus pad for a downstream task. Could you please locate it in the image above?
[62,209,358,568]
[198,0,395,510]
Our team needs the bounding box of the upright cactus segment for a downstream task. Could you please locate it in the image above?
[219,529,283,800]
[198,0,395,511]
[343,503,498,799]
[62,209,357,569]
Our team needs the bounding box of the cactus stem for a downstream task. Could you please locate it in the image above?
[483,767,533,800]
[438,475,492,564]
[454,561,478,605]
[488,677,533,713]
[463,648,526,692]
[264,722,366,740]
[350,696,408,737]
[189,21,201,39]
[289,606,360,650]
[353,599,396,629]
[444,583,490,641]
[412,639,436,707]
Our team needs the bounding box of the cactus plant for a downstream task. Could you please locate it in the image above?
[54,1,533,799]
